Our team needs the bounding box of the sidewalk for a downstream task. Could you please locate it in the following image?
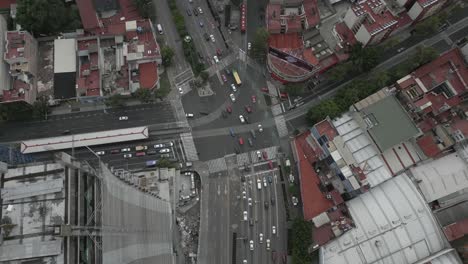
[49,98,145,116]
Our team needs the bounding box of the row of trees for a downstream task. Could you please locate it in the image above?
[167,0,204,75]
[306,46,438,124]
[132,0,155,19]
[16,0,82,36]
[0,96,50,121]
[250,28,270,63]
[291,218,313,264]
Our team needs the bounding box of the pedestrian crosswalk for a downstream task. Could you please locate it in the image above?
[207,157,227,173]
[275,115,289,138]
[180,132,199,161]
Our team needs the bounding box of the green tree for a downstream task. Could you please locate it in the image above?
[161,46,175,67]
[17,0,73,36]
[105,94,125,108]
[251,27,270,62]
[349,43,379,73]
[413,46,438,66]
[307,99,341,125]
[414,16,441,37]
[0,102,33,121]
[32,96,50,119]
[133,89,153,103]
[199,71,209,83]
[328,62,354,81]
[284,83,305,96]
[157,158,175,168]
[133,0,153,18]
[291,218,313,264]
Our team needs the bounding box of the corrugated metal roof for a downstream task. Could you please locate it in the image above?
[320,174,452,264]
[410,151,468,203]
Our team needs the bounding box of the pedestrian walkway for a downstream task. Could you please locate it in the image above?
[206,157,228,173]
[275,115,289,138]
[180,132,199,161]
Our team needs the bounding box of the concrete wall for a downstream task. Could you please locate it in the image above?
[355,26,371,46]
[343,8,358,29]
[408,2,423,20]
[0,16,11,94]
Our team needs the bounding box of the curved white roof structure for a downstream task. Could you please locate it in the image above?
[320,174,456,264]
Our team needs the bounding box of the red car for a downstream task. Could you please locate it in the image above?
[216,48,222,56]
[136,152,146,157]
[239,137,244,145]
[251,95,257,103]
[261,87,269,92]
[226,105,232,113]
[262,151,268,160]
[245,105,252,113]
[268,160,273,169]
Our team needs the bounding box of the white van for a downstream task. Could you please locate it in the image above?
[157,24,163,34]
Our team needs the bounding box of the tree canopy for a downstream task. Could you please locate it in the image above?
[251,27,270,62]
[133,0,154,19]
[17,0,81,36]
[291,218,313,264]
[349,43,379,73]
[161,46,175,67]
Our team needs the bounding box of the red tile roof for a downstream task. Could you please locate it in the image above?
[139,62,158,89]
[334,22,357,46]
[417,134,441,158]
[451,118,468,138]
[269,33,303,49]
[4,31,33,61]
[399,48,468,117]
[295,132,334,221]
[350,0,398,34]
[303,0,320,28]
[315,119,338,141]
[1,80,32,104]
[266,4,283,33]
[76,0,100,30]
[0,0,15,9]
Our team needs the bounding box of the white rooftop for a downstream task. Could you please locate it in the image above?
[332,112,392,187]
[53,38,76,73]
[410,152,468,203]
[320,174,454,264]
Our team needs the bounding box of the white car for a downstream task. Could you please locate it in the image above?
[243,211,248,221]
[96,151,105,156]
[230,93,236,102]
[272,226,276,235]
[231,83,237,92]
[178,87,183,94]
[121,148,131,152]
[259,233,263,243]
[248,197,252,206]
[186,113,194,118]
[258,124,263,132]
[249,240,254,251]
[266,239,270,250]
[159,148,171,153]
[210,34,215,42]
[239,115,245,123]
[292,196,298,206]
[243,260,247,264]
[257,179,262,190]
[123,153,132,158]
[213,55,219,63]
[198,6,203,14]
[154,144,164,148]
[119,116,128,120]
[242,191,246,199]
[263,177,267,187]
[256,151,262,160]
[248,42,251,50]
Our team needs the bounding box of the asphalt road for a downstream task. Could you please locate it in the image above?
[0,102,177,142]
[153,0,189,73]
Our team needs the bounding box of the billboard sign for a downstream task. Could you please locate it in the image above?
[268,46,315,72]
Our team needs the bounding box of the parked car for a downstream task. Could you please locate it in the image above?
[154,144,164,148]
[123,153,132,158]
[272,226,276,235]
[258,124,263,132]
[247,42,251,50]
[210,34,215,42]
[256,151,262,160]
[96,151,105,156]
[250,240,254,251]
[251,95,257,103]
[111,149,120,154]
[186,113,194,118]
[263,177,267,187]
[135,145,147,151]
[259,233,263,243]
[136,152,146,157]
[121,148,131,152]
[239,115,245,123]
[239,137,244,145]
[248,197,252,206]
[159,148,171,153]
[243,211,248,221]
[119,116,128,120]
[292,196,298,206]
[266,239,270,250]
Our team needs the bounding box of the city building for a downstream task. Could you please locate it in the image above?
[54,38,77,99]
[1,29,38,105]
[396,48,468,158]
[0,152,175,264]
[74,0,162,98]
[335,0,447,46]
[319,174,461,264]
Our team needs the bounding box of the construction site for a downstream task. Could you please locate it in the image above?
[0,151,176,264]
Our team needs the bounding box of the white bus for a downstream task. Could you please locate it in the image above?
[156,24,163,34]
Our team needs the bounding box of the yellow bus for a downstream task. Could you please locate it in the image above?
[233,70,242,86]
